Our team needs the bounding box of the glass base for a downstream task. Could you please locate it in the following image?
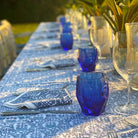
[114,104,138,115]
[131,83,138,91]
[131,86,138,91]
[130,75,138,91]
[124,114,138,127]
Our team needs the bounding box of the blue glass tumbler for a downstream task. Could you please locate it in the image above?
[60,33,73,51]
[60,16,66,26]
[63,22,72,33]
[63,26,72,33]
[64,22,71,27]
[76,72,109,116]
[78,47,98,72]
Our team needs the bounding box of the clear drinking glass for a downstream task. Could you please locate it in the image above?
[69,9,81,46]
[89,16,111,59]
[113,24,138,115]
[126,23,138,91]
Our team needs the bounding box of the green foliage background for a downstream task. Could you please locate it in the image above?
[0,0,69,23]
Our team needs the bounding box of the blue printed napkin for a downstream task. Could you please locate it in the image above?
[4,89,72,109]
[37,58,77,69]
[35,43,61,50]
[34,33,59,40]
[25,58,77,72]
[42,28,60,33]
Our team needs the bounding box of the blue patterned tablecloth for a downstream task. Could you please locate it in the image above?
[0,22,137,138]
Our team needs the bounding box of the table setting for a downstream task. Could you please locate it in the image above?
[0,10,138,138]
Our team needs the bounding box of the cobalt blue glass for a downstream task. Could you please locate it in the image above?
[76,72,109,116]
[64,22,71,27]
[63,22,72,33]
[63,25,72,33]
[60,16,66,26]
[60,33,73,51]
[78,47,98,72]
[87,20,91,26]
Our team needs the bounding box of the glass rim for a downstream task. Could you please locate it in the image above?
[78,72,104,80]
[90,16,107,23]
[125,22,138,26]
[116,31,126,35]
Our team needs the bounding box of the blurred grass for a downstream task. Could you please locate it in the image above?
[12,23,38,44]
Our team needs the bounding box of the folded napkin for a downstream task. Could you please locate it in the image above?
[44,28,60,33]
[45,23,59,28]
[26,58,77,72]
[36,28,60,34]
[35,33,59,40]
[45,33,59,39]
[35,43,61,50]
[4,89,72,109]
[37,58,76,69]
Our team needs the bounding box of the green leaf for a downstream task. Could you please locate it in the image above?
[105,0,123,31]
[103,13,117,34]
[126,0,138,22]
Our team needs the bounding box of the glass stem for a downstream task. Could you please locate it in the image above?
[97,47,102,59]
[97,47,102,68]
[126,81,131,105]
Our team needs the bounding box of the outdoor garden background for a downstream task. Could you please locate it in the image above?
[0,0,70,44]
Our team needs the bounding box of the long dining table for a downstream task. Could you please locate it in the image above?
[0,22,137,138]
